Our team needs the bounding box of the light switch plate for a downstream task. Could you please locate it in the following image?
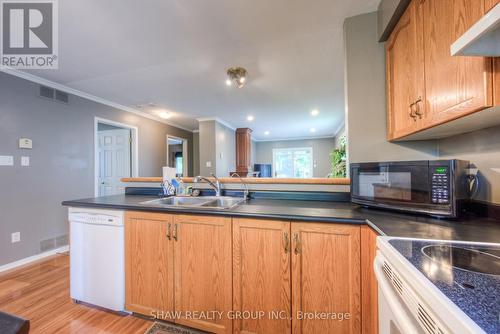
[21,156,30,166]
[206,161,212,167]
[19,138,33,149]
[0,156,14,166]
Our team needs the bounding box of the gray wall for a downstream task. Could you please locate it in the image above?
[0,72,193,266]
[254,138,335,178]
[344,12,438,166]
[215,121,236,177]
[198,120,236,177]
[438,126,500,204]
[344,12,500,205]
[198,120,216,176]
[192,132,200,176]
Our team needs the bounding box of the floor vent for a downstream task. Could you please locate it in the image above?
[39,85,70,104]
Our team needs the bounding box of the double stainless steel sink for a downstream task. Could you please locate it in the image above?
[140,196,245,210]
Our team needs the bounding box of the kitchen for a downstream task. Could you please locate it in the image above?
[0,0,499,334]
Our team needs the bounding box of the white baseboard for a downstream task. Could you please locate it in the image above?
[0,245,69,273]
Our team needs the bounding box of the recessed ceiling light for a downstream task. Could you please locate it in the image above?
[225,79,232,86]
[264,131,270,135]
[310,128,316,133]
[159,111,172,119]
[247,115,254,121]
[311,109,319,116]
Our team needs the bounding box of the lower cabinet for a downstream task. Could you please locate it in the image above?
[173,214,233,334]
[233,218,292,334]
[125,212,232,334]
[125,211,174,316]
[126,212,374,334]
[291,223,361,334]
[234,219,362,334]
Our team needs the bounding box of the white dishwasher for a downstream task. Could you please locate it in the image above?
[69,207,125,312]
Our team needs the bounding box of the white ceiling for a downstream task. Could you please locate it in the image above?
[27,0,379,140]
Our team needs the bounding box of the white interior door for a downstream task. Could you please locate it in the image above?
[98,129,131,196]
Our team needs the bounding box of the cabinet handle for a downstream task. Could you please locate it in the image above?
[166,223,171,240]
[293,233,301,255]
[283,232,290,253]
[173,223,178,241]
[409,103,417,121]
[414,97,423,118]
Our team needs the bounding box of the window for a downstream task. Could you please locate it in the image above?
[272,147,313,178]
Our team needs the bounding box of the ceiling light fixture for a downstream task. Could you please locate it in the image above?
[226,67,247,88]
[264,131,270,135]
[310,128,316,133]
[311,109,319,116]
[158,111,172,119]
[247,115,254,121]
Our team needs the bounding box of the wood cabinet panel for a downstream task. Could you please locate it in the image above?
[173,214,233,334]
[361,226,379,334]
[422,0,493,125]
[235,128,253,176]
[494,58,500,105]
[125,211,174,316]
[291,223,361,334]
[386,0,426,139]
[233,218,291,334]
[485,0,499,12]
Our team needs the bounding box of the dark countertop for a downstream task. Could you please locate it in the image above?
[62,195,500,243]
[389,238,500,334]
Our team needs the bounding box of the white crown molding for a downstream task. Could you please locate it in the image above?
[0,245,69,273]
[0,67,194,132]
[333,121,345,138]
[253,135,335,142]
[196,117,236,131]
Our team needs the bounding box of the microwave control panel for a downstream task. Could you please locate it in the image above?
[431,167,449,204]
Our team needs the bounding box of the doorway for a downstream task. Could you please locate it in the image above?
[166,135,188,177]
[94,118,138,196]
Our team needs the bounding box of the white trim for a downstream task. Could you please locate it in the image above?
[192,129,200,133]
[196,117,236,131]
[94,117,139,197]
[332,121,345,138]
[0,245,69,273]
[253,135,335,142]
[166,135,189,177]
[0,67,194,132]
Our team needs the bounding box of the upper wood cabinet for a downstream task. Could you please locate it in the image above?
[386,0,496,141]
[386,0,426,139]
[233,218,291,334]
[173,214,233,334]
[422,0,493,125]
[125,212,174,316]
[235,128,253,176]
[485,0,499,12]
[291,223,361,334]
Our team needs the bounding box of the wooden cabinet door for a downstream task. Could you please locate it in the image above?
[233,218,291,334]
[125,211,174,317]
[291,223,361,334]
[173,215,233,334]
[422,0,493,126]
[386,0,426,140]
[494,58,500,105]
[360,226,378,334]
[485,0,499,12]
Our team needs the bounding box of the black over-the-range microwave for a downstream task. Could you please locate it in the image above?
[350,160,471,218]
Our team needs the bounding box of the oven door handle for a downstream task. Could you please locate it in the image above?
[374,256,422,334]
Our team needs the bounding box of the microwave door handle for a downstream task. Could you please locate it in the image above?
[374,256,421,334]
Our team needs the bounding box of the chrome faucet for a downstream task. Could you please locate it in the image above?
[193,174,222,196]
[230,172,249,200]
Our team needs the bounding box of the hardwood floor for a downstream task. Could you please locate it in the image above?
[0,253,152,334]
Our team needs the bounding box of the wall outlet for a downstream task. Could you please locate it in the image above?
[11,232,20,243]
[19,138,33,149]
